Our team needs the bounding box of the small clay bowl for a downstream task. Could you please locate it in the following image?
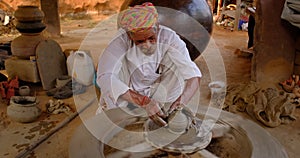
[19,85,31,96]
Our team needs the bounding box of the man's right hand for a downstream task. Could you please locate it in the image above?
[144,99,167,127]
[120,89,167,126]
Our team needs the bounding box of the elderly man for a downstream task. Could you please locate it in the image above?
[96,2,202,126]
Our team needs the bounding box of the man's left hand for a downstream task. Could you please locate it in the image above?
[168,100,182,114]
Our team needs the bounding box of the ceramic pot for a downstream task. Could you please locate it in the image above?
[208,81,225,94]
[14,5,44,22]
[16,21,46,34]
[208,81,225,108]
[7,96,41,123]
[120,0,213,61]
[167,107,189,134]
[11,34,45,59]
[19,85,31,96]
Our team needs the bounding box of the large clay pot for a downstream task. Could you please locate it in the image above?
[120,0,213,61]
[16,21,46,34]
[7,96,41,123]
[14,5,45,22]
[11,34,45,59]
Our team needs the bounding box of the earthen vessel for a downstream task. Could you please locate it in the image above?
[11,34,45,59]
[167,107,190,134]
[14,5,44,22]
[16,21,46,34]
[7,96,41,123]
[18,85,31,96]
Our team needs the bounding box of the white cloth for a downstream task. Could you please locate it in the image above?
[97,25,202,110]
[281,0,300,29]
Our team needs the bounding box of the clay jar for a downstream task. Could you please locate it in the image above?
[208,81,225,94]
[167,107,190,134]
[7,96,41,123]
[16,22,46,34]
[14,5,44,22]
[11,34,45,59]
[14,5,46,34]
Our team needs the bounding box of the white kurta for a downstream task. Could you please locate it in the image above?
[97,25,202,109]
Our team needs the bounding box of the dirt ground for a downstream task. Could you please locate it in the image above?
[0,14,299,158]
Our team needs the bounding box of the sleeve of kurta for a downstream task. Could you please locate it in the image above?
[166,31,202,79]
[96,33,130,104]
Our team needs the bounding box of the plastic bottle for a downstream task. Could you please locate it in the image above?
[67,51,95,86]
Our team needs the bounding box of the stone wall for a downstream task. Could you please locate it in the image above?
[252,0,300,86]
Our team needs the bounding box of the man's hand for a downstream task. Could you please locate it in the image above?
[120,89,167,126]
[168,77,201,114]
[168,99,182,114]
[144,99,164,116]
[144,99,167,127]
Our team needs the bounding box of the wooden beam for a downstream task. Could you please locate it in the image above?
[40,0,61,37]
[234,0,241,31]
[217,0,222,16]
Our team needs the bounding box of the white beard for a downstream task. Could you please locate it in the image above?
[137,43,157,56]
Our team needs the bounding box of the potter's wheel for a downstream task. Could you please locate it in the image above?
[69,106,289,158]
[144,116,212,154]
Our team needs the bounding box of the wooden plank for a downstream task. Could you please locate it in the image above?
[36,39,67,90]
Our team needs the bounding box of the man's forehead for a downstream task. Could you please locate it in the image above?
[129,28,157,40]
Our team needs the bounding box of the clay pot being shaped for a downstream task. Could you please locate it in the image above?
[7,96,41,123]
[167,107,190,134]
[11,34,45,59]
[120,0,213,61]
[14,5,45,22]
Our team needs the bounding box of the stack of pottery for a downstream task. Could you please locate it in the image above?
[11,5,46,59]
[5,5,45,83]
